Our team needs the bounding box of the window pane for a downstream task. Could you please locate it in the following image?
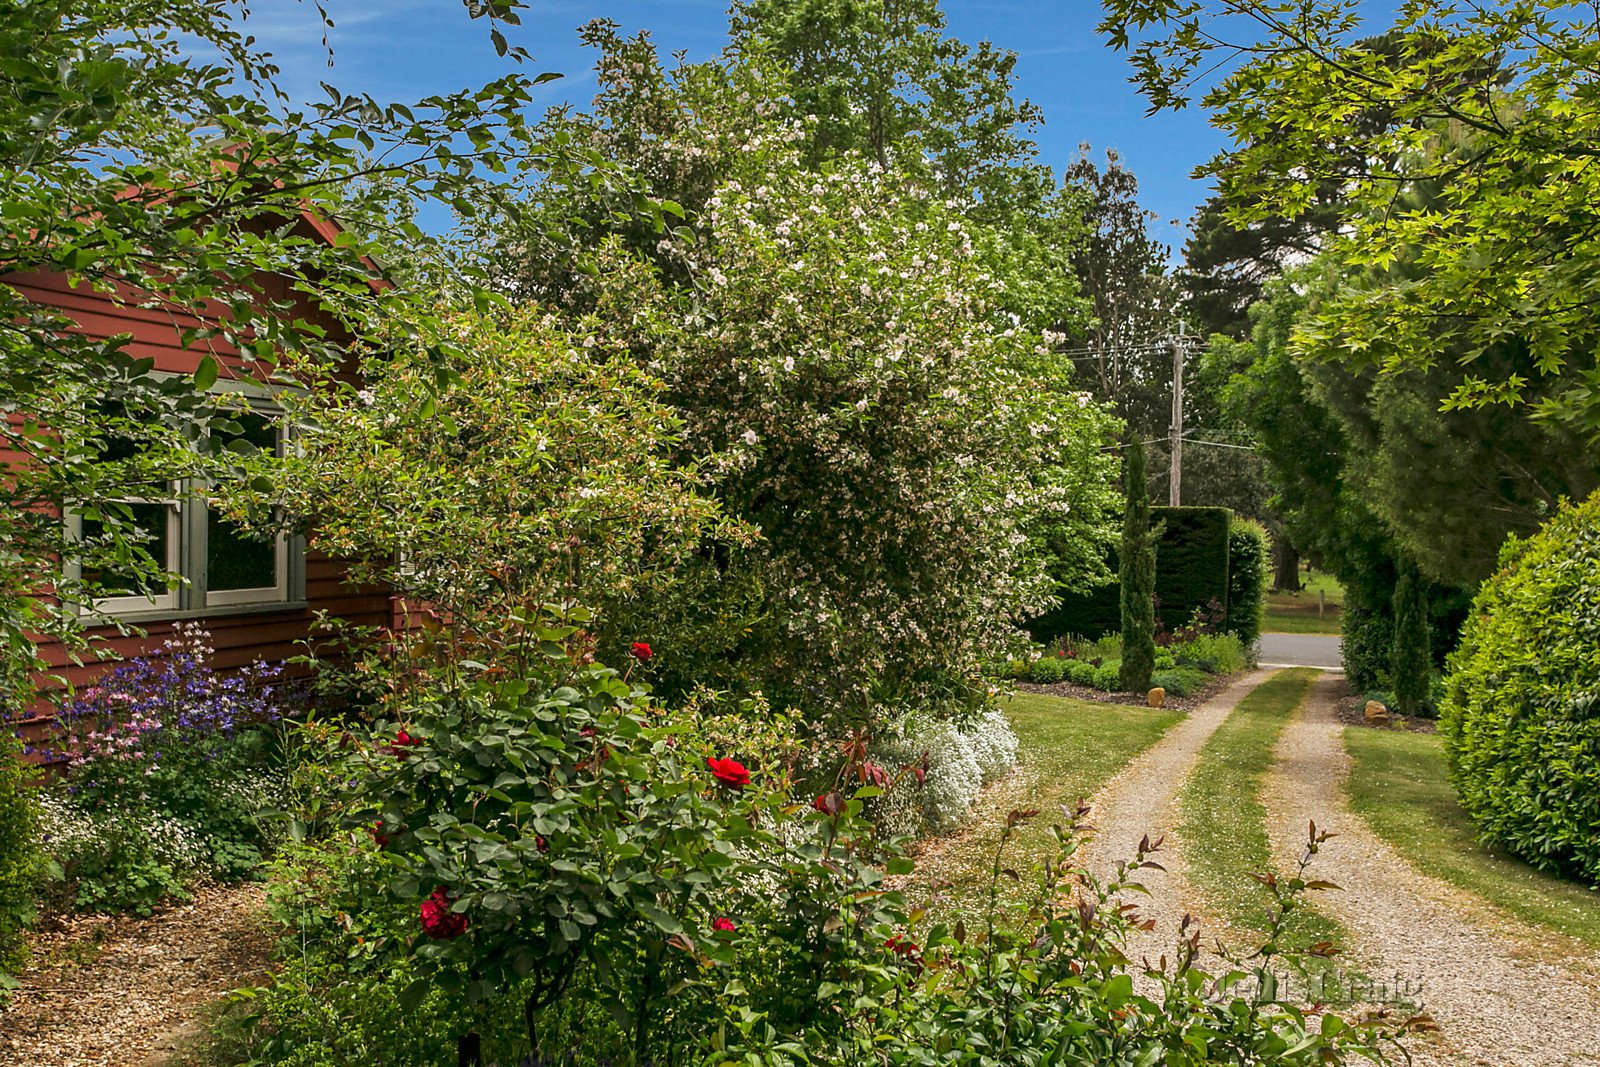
[208,512,278,591]
[81,502,173,596]
[90,399,143,463]
[214,409,279,456]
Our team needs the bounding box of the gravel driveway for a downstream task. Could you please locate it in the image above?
[1080,668,1272,968]
[1264,673,1600,1066]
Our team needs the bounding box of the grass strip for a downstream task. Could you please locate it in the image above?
[916,693,1182,916]
[1264,573,1344,635]
[1260,613,1342,636]
[1179,668,1345,964]
[1344,726,1600,950]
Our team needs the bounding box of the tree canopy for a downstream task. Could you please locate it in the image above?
[1100,0,1600,435]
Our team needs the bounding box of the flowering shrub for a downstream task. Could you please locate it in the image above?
[41,626,294,910]
[244,309,739,669]
[875,707,1020,833]
[617,158,1120,731]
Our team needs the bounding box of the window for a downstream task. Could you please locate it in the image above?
[80,500,183,614]
[203,409,291,608]
[71,392,304,619]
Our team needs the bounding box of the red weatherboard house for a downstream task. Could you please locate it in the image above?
[3,206,393,729]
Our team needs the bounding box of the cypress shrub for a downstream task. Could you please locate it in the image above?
[1340,570,1395,693]
[1119,443,1158,692]
[1390,565,1432,716]
[1225,519,1270,651]
[1441,492,1600,881]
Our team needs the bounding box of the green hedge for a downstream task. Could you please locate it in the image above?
[1032,507,1232,640]
[1441,494,1600,882]
[1225,519,1269,649]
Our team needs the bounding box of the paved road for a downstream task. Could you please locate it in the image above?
[1259,632,1343,669]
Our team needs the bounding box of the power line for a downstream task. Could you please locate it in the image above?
[1181,436,1259,452]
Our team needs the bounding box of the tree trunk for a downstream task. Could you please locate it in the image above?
[1272,539,1302,593]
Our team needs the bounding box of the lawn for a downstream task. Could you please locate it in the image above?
[911,692,1182,916]
[1344,726,1600,950]
[1264,570,1344,635]
[1179,668,1347,962]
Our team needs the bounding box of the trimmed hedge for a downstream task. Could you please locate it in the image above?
[1440,493,1600,882]
[1033,506,1232,640]
[1225,519,1270,649]
[1029,656,1065,684]
[1156,507,1232,628]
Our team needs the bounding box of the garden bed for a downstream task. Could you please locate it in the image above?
[1015,669,1236,713]
[1333,682,1437,734]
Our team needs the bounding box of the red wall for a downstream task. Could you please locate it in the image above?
[3,232,394,729]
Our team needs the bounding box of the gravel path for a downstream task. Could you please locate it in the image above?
[1264,673,1600,1066]
[1080,668,1272,968]
[0,884,272,1067]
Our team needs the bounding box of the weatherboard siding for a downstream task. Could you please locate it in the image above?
[5,249,392,726]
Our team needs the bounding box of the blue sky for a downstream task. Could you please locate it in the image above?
[245,0,1226,250]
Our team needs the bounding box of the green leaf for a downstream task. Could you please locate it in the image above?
[193,356,219,391]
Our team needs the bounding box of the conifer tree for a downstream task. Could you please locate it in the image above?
[1120,442,1158,692]
[1391,564,1432,715]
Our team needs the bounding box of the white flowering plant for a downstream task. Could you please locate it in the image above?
[230,307,745,673]
[615,157,1121,731]
[875,707,1021,833]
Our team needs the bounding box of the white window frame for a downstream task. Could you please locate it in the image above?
[71,375,307,622]
[81,497,184,615]
[200,397,293,608]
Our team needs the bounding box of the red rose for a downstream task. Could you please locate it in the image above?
[631,642,653,661]
[420,887,468,940]
[713,917,736,933]
[706,756,750,791]
[885,935,921,959]
[386,728,424,759]
[371,822,389,849]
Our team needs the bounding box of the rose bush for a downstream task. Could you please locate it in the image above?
[239,646,914,1063]
[230,665,1419,1064]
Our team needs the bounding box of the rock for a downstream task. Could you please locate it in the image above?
[1364,699,1390,725]
[1147,687,1166,708]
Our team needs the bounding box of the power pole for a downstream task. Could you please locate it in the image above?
[1169,326,1186,507]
